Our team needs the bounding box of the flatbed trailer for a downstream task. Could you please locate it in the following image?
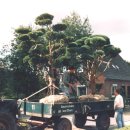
[0,98,115,130]
[18,99,115,130]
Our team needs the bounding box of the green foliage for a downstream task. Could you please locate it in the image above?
[45,31,58,40]
[64,37,74,44]
[36,19,52,26]
[8,13,70,97]
[0,68,16,98]
[94,50,104,58]
[90,34,110,44]
[2,12,121,97]
[36,13,54,20]
[15,26,32,34]
[103,45,121,58]
[35,13,54,26]
[78,45,90,53]
[17,34,30,41]
[29,44,47,55]
[108,46,121,57]
[52,24,67,31]
[62,12,92,40]
[29,31,44,40]
[23,55,30,63]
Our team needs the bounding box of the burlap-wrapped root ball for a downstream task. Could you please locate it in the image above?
[93,94,106,101]
[78,94,94,101]
[78,94,106,102]
[39,95,69,104]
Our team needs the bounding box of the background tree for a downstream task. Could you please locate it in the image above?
[9,26,42,98]
[0,46,16,98]
[62,12,93,40]
[52,12,93,68]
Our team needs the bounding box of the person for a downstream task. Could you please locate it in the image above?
[61,66,80,98]
[114,88,125,128]
[119,87,126,107]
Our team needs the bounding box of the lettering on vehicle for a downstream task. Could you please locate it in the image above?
[58,105,75,113]
[61,105,74,109]
[62,109,73,113]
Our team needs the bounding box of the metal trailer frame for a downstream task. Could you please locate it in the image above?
[17,99,114,130]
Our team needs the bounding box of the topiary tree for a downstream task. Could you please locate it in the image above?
[58,34,121,94]
[73,34,121,93]
[11,13,71,96]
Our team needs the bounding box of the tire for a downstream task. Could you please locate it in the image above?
[72,113,86,128]
[52,115,61,124]
[96,113,110,130]
[54,117,72,130]
[0,113,17,130]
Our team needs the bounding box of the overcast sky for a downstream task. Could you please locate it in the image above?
[0,0,130,61]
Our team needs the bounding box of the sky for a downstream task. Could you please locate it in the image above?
[0,0,130,61]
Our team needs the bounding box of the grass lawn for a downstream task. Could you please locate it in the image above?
[115,126,130,130]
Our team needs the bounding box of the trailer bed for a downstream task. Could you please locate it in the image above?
[19,100,114,118]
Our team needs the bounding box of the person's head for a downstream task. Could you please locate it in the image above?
[114,88,120,96]
[68,66,76,73]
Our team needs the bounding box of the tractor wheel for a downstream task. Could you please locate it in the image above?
[0,113,17,130]
[54,117,72,130]
[96,113,110,130]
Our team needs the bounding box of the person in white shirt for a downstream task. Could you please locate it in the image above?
[114,88,125,128]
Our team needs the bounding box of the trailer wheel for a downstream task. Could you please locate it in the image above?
[96,113,110,130]
[0,113,17,130]
[54,117,72,130]
[72,113,86,128]
[52,115,61,124]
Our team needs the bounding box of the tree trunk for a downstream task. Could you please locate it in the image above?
[89,79,96,94]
